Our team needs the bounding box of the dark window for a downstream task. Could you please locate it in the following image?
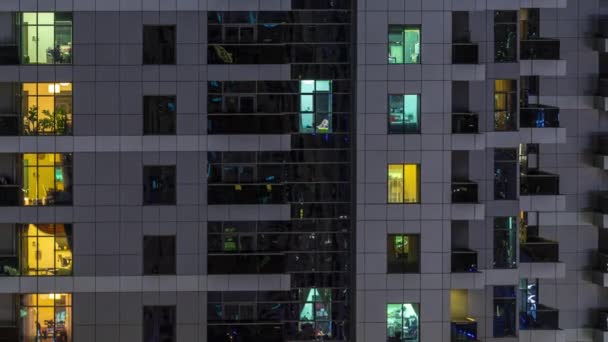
[493,217,517,269]
[144,306,176,342]
[493,149,517,200]
[494,11,517,62]
[493,286,516,337]
[143,236,176,275]
[387,234,420,273]
[143,26,176,65]
[144,96,176,135]
[143,166,176,205]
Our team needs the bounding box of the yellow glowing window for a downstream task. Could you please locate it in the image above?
[22,83,73,135]
[20,224,73,276]
[23,153,72,206]
[388,164,420,203]
[20,293,72,341]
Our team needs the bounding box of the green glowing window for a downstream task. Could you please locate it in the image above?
[20,13,73,64]
[388,94,420,133]
[299,80,332,133]
[387,303,420,342]
[388,26,421,64]
[298,288,332,338]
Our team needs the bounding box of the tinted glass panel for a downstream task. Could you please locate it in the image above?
[143,26,176,64]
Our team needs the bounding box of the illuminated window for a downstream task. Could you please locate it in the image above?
[20,293,72,342]
[387,303,420,342]
[387,234,420,273]
[21,83,72,135]
[388,26,421,64]
[20,224,72,276]
[20,13,72,64]
[388,94,420,133]
[494,80,517,131]
[298,288,332,338]
[388,164,420,203]
[23,153,73,206]
[299,80,332,133]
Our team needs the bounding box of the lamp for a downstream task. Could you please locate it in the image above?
[47,84,60,94]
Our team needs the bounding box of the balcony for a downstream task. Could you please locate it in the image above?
[452,113,478,134]
[520,105,559,128]
[520,39,566,76]
[520,171,559,196]
[595,18,608,53]
[452,43,478,64]
[592,252,608,286]
[451,113,485,150]
[595,193,608,228]
[520,236,559,263]
[451,319,478,341]
[521,39,560,60]
[520,304,560,330]
[597,79,608,111]
[451,248,478,273]
[451,181,478,203]
[594,309,608,341]
[451,44,485,81]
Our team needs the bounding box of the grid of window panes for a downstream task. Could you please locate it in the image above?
[388,26,421,64]
[207,80,351,135]
[207,290,349,342]
[20,83,73,135]
[387,234,420,273]
[18,13,72,64]
[386,303,420,342]
[19,224,73,276]
[208,220,350,278]
[20,294,72,342]
[493,217,517,269]
[22,153,73,206]
[207,3,353,341]
[388,94,420,134]
[387,164,420,203]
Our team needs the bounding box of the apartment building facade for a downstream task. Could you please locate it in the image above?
[0,0,605,341]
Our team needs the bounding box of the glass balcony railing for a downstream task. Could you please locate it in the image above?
[600,79,608,97]
[520,171,559,195]
[599,193,608,214]
[0,256,18,276]
[598,309,608,331]
[452,113,479,134]
[598,136,608,155]
[597,252,608,273]
[452,43,479,64]
[451,319,478,341]
[520,304,559,330]
[520,39,560,60]
[451,181,478,203]
[520,105,560,128]
[451,248,478,273]
[520,236,559,263]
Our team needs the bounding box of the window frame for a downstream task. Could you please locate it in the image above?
[143,305,177,342]
[143,235,176,275]
[143,165,177,205]
[388,25,421,64]
[387,163,421,204]
[143,95,177,135]
[388,94,421,134]
[386,303,420,342]
[143,25,177,65]
[387,234,420,273]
